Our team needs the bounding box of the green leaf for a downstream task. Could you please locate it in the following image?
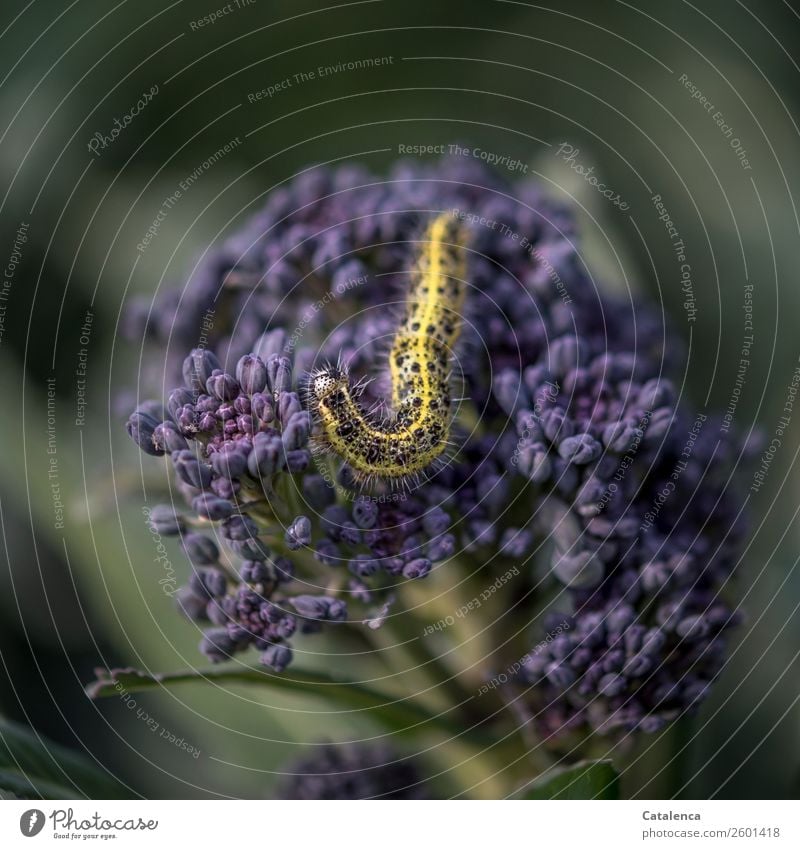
[519,759,620,799]
[86,666,472,741]
[0,717,129,799]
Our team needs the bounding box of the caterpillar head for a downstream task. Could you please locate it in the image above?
[308,367,346,403]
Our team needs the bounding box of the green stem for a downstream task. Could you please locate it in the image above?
[86,666,490,747]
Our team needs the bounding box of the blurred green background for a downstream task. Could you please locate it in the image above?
[0,0,798,799]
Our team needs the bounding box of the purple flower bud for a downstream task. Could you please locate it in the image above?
[284,449,310,473]
[548,335,578,378]
[422,506,450,537]
[332,259,367,293]
[248,433,282,478]
[468,519,496,548]
[676,614,710,639]
[682,679,711,706]
[172,450,213,489]
[282,410,311,450]
[558,434,602,465]
[352,496,378,529]
[250,392,275,424]
[236,354,268,394]
[606,606,637,637]
[253,328,288,361]
[644,407,675,443]
[516,409,544,442]
[516,442,551,483]
[273,556,295,584]
[183,533,220,566]
[152,421,188,453]
[542,408,574,442]
[339,521,361,547]
[126,410,163,455]
[240,560,270,583]
[349,554,379,577]
[586,515,639,539]
[545,661,575,690]
[210,444,248,479]
[380,557,404,576]
[222,514,260,541]
[147,504,184,535]
[552,551,603,589]
[200,627,239,662]
[303,474,336,510]
[278,391,303,425]
[229,537,272,561]
[492,369,523,416]
[426,533,456,562]
[623,653,653,677]
[183,348,221,391]
[175,586,208,621]
[638,378,673,411]
[261,643,293,672]
[321,505,349,538]
[192,493,234,520]
[196,394,218,413]
[639,715,667,733]
[285,515,312,550]
[189,566,227,599]
[499,528,533,558]
[206,370,240,402]
[598,672,625,697]
[577,474,609,511]
[268,355,293,395]
[167,387,195,421]
[314,538,341,567]
[402,558,432,579]
[291,594,347,621]
[198,412,217,432]
[602,421,642,453]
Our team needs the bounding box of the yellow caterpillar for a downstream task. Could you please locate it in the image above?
[308,213,467,483]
